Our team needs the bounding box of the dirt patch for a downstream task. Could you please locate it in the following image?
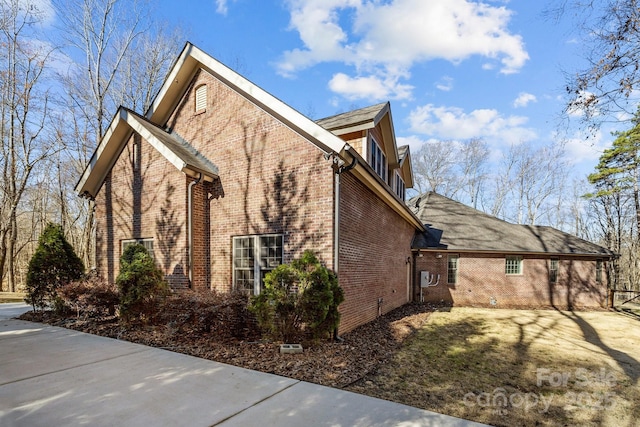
[19,302,435,388]
[346,308,640,427]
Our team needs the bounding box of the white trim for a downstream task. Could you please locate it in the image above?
[149,43,347,156]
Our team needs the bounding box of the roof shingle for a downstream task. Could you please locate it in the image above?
[410,192,614,256]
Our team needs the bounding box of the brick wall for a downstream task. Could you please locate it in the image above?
[160,68,335,291]
[338,172,415,333]
[95,134,189,286]
[415,251,608,309]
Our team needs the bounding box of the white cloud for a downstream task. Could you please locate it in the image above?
[328,72,413,101]
[435,76,454,92]
[513,92,537,108]
[215,0,236,15]
[279,0,529,97]
[408,104,537,146]
[563,130,609,166]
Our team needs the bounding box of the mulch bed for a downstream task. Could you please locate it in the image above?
[19,303,436,388]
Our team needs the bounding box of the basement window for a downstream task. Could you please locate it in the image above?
[233,234,283,295]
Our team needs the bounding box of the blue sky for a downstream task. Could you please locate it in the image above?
[153,0,612,177]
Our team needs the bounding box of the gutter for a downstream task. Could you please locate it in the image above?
[188,173,203,285]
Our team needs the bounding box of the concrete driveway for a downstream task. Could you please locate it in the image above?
[0,303,486,426]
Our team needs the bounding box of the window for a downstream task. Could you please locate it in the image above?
[233,234,283,294]
[447,255,459,284]
[369,137,387,182]
[121,238,154,260]
[195,84,207,112]
[394,171,406,201]
[505,256,522,275]
[596,259,603,284]
[549,258,558,283]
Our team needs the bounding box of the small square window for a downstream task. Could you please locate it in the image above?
[505,256,522,275]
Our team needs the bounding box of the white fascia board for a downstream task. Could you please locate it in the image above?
[188,46,346,155]
[327,121,374,136]
[75,109,132,198]
[124,111,187,173]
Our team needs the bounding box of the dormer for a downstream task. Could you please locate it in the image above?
[317,102,412,200]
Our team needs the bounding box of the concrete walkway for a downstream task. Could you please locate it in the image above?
[0,303,486,426]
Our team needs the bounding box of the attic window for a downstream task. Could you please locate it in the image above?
[394,171,405,201]
[195,84,207,112]
[369,137,387,183]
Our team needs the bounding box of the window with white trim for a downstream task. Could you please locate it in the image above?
[447,255,459,284]
[233,234,283,294]
[394,171,405,201]
[549,258,559,283]
[505,256,522,275]
[369,137,387,182]
[195,84,207,112]
[121,238,154,260]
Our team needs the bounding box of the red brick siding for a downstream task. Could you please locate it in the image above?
[338,172,415,333]
[95,134,188,286]
[161,69,335,291]
[415,252,608,309]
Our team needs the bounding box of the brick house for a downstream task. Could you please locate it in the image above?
[76,43,614,333]
[76,43,423,333]
[410,192,616,309]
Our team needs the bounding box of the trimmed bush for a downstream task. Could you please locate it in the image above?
[58,272,119,318]
[249,250,344,342]
[159,289,257,340]
[116,243,169,323]
[25,223,84,312]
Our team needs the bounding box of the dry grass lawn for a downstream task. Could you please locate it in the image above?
[347,308,640,427]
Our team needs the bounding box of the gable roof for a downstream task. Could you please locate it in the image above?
[316,102,400,168]
[316,102,388,132]
[410,192,615,257]
[75,42,423,229]
[76,107,218,198]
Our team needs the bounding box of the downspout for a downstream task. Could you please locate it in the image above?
[188,173,203,286]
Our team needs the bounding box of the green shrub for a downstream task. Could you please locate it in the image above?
[25,223,84,312]
[249,250,344,342]
[116,243,169,323]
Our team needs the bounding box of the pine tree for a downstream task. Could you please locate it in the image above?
[25,223,84,311]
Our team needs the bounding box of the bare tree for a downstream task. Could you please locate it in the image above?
[554,1,640,131]
[50,0,184,270]
[457,138,489,209]
[413,140,460,197]
[0,0,55,291]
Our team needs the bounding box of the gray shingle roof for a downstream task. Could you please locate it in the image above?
[125,108,219,179]
[316,102,388,131]
[410,192,614,256]
[398,145,409,163]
